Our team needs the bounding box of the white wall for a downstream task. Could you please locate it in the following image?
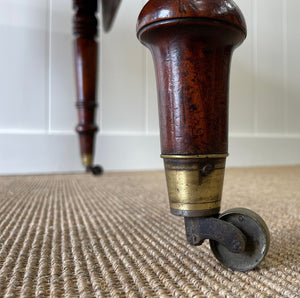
[0,0,299,174]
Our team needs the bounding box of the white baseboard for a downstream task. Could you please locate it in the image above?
[228,134,300,167]
[0,132,299,174]
[0,132,162,175]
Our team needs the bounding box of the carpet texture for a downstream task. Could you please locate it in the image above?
[0,166,299,297]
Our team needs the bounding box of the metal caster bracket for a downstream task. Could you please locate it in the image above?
[185,216,246,254]
[185,208,270,271]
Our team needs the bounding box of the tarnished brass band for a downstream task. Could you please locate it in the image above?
[82,154,93,167]
[170,207,220,217]
[163,156,226,217]
[161,153,229,159]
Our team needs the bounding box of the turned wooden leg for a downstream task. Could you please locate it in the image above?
[73,0,102,175]
[137,1,246,217]
[137,0,270,271]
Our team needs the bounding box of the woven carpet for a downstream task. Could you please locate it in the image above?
[0,166,299,297]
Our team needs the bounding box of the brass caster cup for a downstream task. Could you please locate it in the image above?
[162,154,228,217]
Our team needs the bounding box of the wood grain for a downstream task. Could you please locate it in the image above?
[73,0,98,167]
[137,0,246,155]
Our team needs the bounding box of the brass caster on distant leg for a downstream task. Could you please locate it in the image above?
[209,208,270,271]
[86,165,103,176]
[82,154,103,176]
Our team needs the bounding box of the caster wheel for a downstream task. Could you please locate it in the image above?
[210,208,270,271]
[86,165,103,176]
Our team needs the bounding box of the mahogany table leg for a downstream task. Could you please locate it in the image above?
[137,0,270,271]
[73,0,102,175]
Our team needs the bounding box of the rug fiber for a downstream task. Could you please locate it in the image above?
[0,166,299,297]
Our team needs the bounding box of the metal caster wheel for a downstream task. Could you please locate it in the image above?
[210,208,270,271]
[86,165,103,176]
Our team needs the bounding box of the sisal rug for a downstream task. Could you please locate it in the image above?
[0,166,299,297]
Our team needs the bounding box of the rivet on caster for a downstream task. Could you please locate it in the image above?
[137,0,270,271]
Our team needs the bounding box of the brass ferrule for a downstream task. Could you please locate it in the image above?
[82,154,93,167]
[162,154,227,217]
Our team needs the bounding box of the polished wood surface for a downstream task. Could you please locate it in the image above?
[102,0,122,32]
[73,0,122,173]
[137,0,246,35]
[73,0,99,169]
[137,0,246,155]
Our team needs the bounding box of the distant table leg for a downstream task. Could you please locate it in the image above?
[73,0,102,175]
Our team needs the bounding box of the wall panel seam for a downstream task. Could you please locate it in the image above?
[252,0,258,136]
[282,0,288,135]
[99,1,103,131]
[1,130,300,139]
[47,0,53,133]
